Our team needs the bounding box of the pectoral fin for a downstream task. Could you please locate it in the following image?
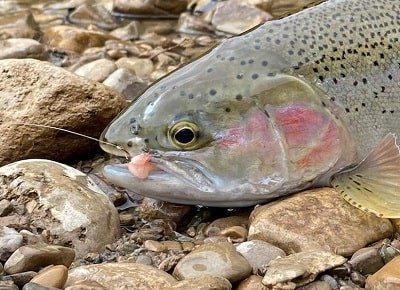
[331,133,400,218]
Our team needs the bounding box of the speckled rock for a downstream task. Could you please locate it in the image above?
[42,25,116,53]
[262,250,346,289]
[65,263,177,290]
[249,188,394,256]
[4,244,74,274]
[0,38,44,59]
[30,265,68,289]
[236,275,267,290]
[0,160,120,257]
[0,58,125,165]
[236,240,286,273]
[0,227,23,262]
[173,242,252,283]
[366,256,400,290]
[0,10,40,40]
[163,275,232,290]
[74,59,117,82]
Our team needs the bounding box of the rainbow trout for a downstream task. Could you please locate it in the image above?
[101,0,400,217]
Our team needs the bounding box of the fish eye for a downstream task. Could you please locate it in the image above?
[169,121,199,148]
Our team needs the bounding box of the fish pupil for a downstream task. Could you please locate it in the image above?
[175,128,195,144]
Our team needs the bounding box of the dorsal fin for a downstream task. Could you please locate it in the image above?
[331,133,400,218]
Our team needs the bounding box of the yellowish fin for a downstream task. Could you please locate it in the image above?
[331,133,400,218]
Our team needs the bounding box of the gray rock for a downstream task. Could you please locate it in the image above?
[110,22,140,41]
[173,242,252,283]
[0,227,23,262]
[0,39,44,60]
[22,283,59,290]
[164,275,232,290]
[103,68,148,100]
[320,274,338,290]
[68,4,118,30]
[5,271,37,288]
[297,281,332,290]
[4,244,74,274]
[0,160,121,258]
[236,240,286,274]
[74,58,117,82]
[0,280,19,290]
[349,247,384,275]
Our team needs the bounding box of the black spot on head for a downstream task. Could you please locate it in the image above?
[180,91,186,96]
[209,89,217,96]
[248,59,254,64]
[229,56,235,61]
[207,68,213,73]
[252,73,259,80]
[127,141,133,147]
[225,108,231,113]
[236,94,243,100]
[261,61,268,66]
[144,138,149,143]
[188,93,194,99]
[237,73,244,80]
[240,60,246,65]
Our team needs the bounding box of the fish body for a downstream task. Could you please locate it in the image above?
[101,0,400,214]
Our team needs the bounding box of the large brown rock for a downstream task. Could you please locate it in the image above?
[366,256,400,290]
[0,159,120,257]
[65,263,177,290]
[0,58,125,165]
[248,188,393,256]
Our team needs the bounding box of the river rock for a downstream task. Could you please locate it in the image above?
[247,0,325,18]
[248,188,393,256]
[0,280,18,290]
[173,242,252,283]
[164,275,232,290]
[211,0,272,34]
[0,58,125,165]
[0,10,40,40]
[0,38,44,60]
[43,25,116,53]
[110,22,140,41]
[115,57,154,80]
[30,265,68,289]
[236,240,286,274]
[0,159,120,257]
[22,283,60,290]
[113,0,187,17]
[74,58,117,82]
[0,227,23,262]
[0,199,12,216]
[262,250,346,289]
[349,247,384,275]
[236,275,267,290]
[6,271,37,288]
[138,198,193,224]
[68,4,118,30]
[366,256,400,290]
[65,262,177,290]
[297,281,332,290]
[103,68,148,100]
[65,280,106,290]
[4,244,74,274]
[205,216,249,237]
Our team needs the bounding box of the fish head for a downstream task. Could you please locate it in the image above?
[101,44,355,206]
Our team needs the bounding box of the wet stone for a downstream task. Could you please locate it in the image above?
[297,281,332,290]
[113,0,187,17]
[220,226,248,243]
[103,68,148,101]
[110,22,140,41]
[74,58,117,82]
[65,262,176,290]
[144,240,166,252]
[177,12,215,35]
[366,255,400,290]
[173,241,252,283]
[161,241,182,252]
[22,283,60,290]
[30,265,68,289]
[64,280,106,290]
[249,188,394,256]
[43,25,117,53]
[236,240,286,274]
[4,244,74,275]
[205,216,249,237]
[0,280,18,290]
[164,275,232,290]
[68,4,118,30]
[350,271,366,288]
[236,275,267,290]
[0,10,40,40]
[138,198,193,224]
[349,247,384,275]
[5,271,37,288]
[380,244,400,264]
[0,38,44,60]
[115,57,154,80]
[0,199,12,216]
[262,250,346,289]
[0,227,23,262]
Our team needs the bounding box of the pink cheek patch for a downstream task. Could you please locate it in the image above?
[127,153,158,179]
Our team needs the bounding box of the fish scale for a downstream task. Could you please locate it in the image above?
[101,0,400,215]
